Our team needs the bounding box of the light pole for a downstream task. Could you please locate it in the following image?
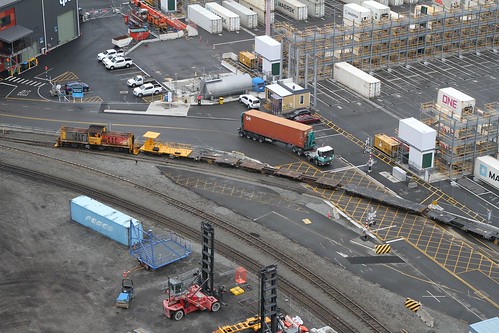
[174,73,178,95]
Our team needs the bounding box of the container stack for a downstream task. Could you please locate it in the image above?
[333,62,381,98]
[275,0,308,21]
[188,4,223,34]
[238,0,275,24]
[222,0,258,28]
[205,2,241,32]
[300,0,325,18]
[343,3,372,26]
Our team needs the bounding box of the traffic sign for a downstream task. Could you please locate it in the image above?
[375,244,391,254]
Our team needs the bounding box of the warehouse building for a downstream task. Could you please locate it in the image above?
[0,0,80,74]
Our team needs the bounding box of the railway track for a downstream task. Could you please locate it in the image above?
[0,142,392,333]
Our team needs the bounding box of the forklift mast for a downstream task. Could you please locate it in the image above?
[201,222,215,295]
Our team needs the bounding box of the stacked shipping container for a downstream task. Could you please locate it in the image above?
[222,0,258,28]
[205,2,241,31]
[188,4,223,34]
[300,0,325,18]
[275,0,308,20]
[239,0,275,24]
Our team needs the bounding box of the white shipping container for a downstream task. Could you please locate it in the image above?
[255,35,281,61]
[188,4,223,34]
[333,62,381,98]
[239,0,275,24]
[398,117,437,151]
[239,0,275,11]
[433,0,460,8]
[300,0,325,18]
[408,148,434,171]
[389,0,404,5]
[343,4,372,25]
[436,87,475,116]
[390,10,405,20]
[375,0,389,5]
[339,0,366,5]
[362,1,390,21]
[205,2,241,31]
[222,0,258,28]
[404,0,418,4]
[474,156,499,190]
[160,0,177,11]
[275,0,308,20]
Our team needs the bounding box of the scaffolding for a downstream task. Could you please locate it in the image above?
[421,101,499,178]
[274,3,499,85]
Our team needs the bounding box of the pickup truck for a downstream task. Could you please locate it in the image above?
[105,57,133,70]
[127,75,154,87]
[133,83,163,97]
[97,48,124,62]
[102,53,124,67]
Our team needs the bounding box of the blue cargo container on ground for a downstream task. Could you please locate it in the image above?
[70,196,143,246]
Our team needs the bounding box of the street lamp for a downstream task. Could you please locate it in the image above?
[174,73,178,95]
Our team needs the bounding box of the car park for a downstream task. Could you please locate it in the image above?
[292,114,321,124]
[239,94,260,109]
[97,48,124,61]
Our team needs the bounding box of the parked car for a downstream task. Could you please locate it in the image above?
[284,108,311,119]
[239,94,260,109]
[292,114,321,124]
[105,57,133,70]
[97,48,123,61]
[65,81,89,94]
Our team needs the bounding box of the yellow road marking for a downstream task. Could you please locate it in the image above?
[303,218,312,225]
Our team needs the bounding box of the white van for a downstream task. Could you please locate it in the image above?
[239,94,260,109]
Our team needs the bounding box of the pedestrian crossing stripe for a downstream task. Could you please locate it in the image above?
[375,244,391,254]
[405,298,421,312]
[4,76,45,87]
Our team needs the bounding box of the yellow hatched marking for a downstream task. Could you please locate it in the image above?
[303,218,312,225]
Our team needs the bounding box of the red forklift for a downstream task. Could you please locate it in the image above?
[163,222,220,320]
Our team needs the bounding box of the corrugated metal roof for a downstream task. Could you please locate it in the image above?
[245,109,312,131]
[469,317,499,333]
[267,83,292,97]
[71,196,140,228]
[0,25,33,43]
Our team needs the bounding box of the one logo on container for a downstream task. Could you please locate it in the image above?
[60,0,71,6]
[85,216,113,232]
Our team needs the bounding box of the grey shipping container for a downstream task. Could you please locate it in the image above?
[70,195,143,246]
[239,0,275,24]
[188,4,223,34]
[300,0,325,18]
[275,0,308,21]
[222,0,258,28]
[205,2,241,32]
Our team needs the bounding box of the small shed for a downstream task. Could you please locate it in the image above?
[469,317,499,333]
[265,79,310,114]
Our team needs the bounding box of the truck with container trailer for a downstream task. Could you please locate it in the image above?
[275,0,308,21]
[343,4,372,25]
[133,83,163,97]
[222,0,258,28]
[362,1,390,21]
[238,110,334,165]
[205,2,241,31]
[188,4,223,34]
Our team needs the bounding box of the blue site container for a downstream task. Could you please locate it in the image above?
[70,196,143,246]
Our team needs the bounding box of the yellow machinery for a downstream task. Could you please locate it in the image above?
[139,131,192,157]
[213,316,271,333]
[374,133,399,158]
[239,51,257,69]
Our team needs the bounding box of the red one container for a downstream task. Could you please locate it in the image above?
[240,110,315,150]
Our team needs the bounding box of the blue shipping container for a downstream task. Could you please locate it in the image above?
[70,196,143,246]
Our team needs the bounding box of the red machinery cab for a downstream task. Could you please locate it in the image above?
[163,278,220,320]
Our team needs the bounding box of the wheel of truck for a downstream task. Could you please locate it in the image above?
[258,136,264,143]
[297,149,303,156]
[110,66,115,70]
[138,93,143,98]
[125,64,131,68]
[314,159,319,165]
[154,90,159,95]
[173,310,184,320]
[246,133,252,139]
[252,134,258,141]
[239,130,245,137]
[292,147,297,154]
[211,302,221,312]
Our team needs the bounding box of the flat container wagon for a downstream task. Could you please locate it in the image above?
[474,156,499,191]
[238,109,316,153]
[222,0,258,28]
[205,2,241,32]
[300,0,325,18]
[239,0,275,11]
[275,0,308,20]
[70,196,143,247]
[333,62,381,98]
[188,4,223,34]
[239,0,275,24]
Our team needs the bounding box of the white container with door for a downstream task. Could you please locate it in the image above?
[239,0,275,24]
[240,0,275,11]
[222,0,258,28]
[362,1,390,21]
[188,4,223,34]
[275,0,308,20]
[205,2,241,31]
[333,62,381,98]
[343,3,372,25]
[388,0,404,6]
[436,87,476,118]
[300,0,325,18]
